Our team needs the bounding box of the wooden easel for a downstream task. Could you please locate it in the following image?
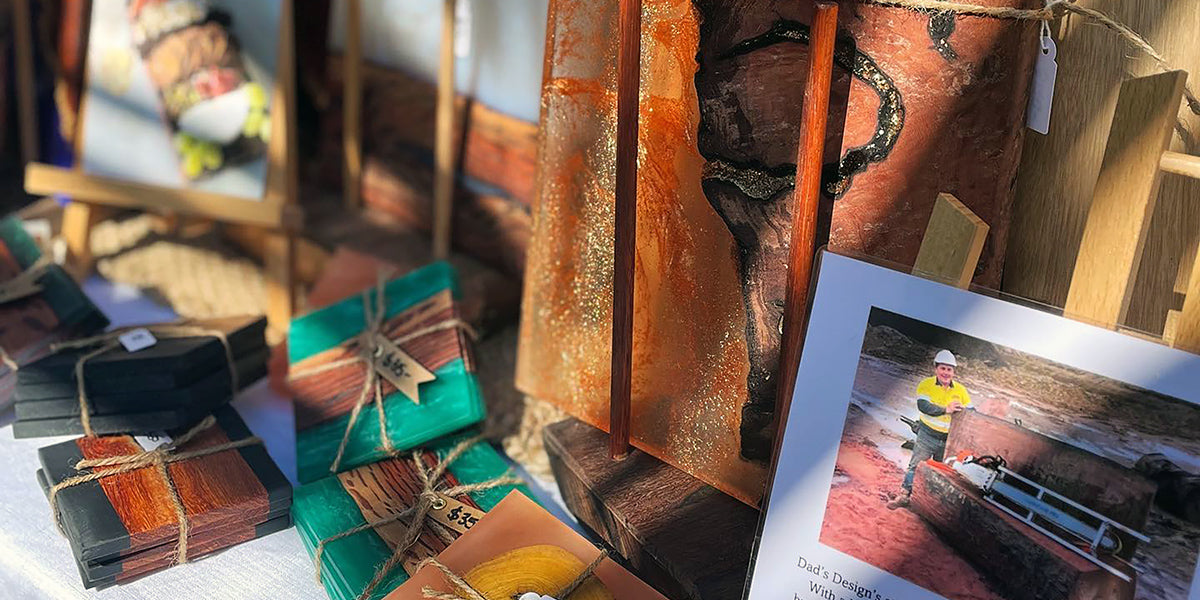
[340,0,459,261]
[22,0,302,333]
[1064,70,1200,353]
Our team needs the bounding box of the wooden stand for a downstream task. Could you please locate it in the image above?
[1063,70,1200,354]
[23,1,303,333]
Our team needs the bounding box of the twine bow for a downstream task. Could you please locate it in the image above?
[312,436,523,600]
[50,324,240,438]
[417,551,609,600]
[47,415,263,565]
[286,271,477,474]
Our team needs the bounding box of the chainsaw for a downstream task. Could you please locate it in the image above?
[940,452,1150,582]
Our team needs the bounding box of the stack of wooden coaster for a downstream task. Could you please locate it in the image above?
[13,316,268,438]
[0,217,108,407]
[37,405,291,589]
[293,432,527,600]
[287,262,486,483]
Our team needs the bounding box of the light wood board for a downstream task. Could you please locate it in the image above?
[1064,71,1185,329]
[912,193,989,289]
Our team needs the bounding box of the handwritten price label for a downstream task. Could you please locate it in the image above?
[371,334,436,403]
[429,495,485,535]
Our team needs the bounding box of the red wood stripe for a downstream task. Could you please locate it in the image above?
[291,290,471,431]
[77,426,269,555]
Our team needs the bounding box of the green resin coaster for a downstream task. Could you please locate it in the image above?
[288,262,485,484]
[292,433,529,600]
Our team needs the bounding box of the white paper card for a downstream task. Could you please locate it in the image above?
[119,328,157,353]
[134,432,171,451]
[518,594,558,600]
[745,251,1200,600]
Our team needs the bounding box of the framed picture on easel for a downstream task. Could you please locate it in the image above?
[22,0,299,327]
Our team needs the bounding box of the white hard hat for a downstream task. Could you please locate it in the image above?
[934,349,957,367]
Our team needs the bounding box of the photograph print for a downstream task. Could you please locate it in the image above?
[79,0,280,199]
[820,306,1200,600]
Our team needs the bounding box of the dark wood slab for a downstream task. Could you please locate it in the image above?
[946,410,1155,551]
[543,418,759,600]
[911,462,1135,600]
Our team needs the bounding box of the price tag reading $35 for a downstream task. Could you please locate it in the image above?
[428,494,484,535]
[370,334,436,403]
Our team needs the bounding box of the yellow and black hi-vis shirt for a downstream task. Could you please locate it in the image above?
[915,377,972,434]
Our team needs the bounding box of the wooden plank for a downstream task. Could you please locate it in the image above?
[1160,151,1200,180]
[12,0,38,165]
[544,418,758,600]
[322,56,539,206]
[431,0,457,260]
[773,2,837,440]
[54,0,92,136]
[1064,71,1186,328]
[609,0,641,459]
[912,193,989,288]
[342,0,363,209]
[910,463,1136,600]
[1006,1,1200,334]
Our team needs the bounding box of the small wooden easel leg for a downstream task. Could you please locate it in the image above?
[912,193,989,288]
[342,0,363,210]
[265,232,297,338]
[61,202,110,278]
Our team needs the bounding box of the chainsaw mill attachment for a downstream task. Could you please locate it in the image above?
[943,453,1150,582]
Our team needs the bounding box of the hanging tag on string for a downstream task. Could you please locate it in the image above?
[1026,19,1058,134]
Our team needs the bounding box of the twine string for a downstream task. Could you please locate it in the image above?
[417,549,609,600]
[285,270,478,474]
[858,0,1200,117]
[46,415,263,565]
[310,436,523,600]
[51,325,240,437]
[0,346,20,372]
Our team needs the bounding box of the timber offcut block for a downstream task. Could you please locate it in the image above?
[543,418,759,600]
[945,410,1154,553]
[911,463,1135,600]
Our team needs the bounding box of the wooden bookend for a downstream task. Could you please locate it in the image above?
[543,419,757,600]
[912,193,988,288]
[1064,71,1187,329]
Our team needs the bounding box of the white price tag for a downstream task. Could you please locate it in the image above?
[133,432,171,451]
[119,328,158,353]
[1026,33,1058,134]
[518,594,559,600]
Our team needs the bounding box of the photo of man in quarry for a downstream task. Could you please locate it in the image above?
[887,349,972,509]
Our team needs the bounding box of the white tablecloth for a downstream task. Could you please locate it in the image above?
[0,277,574,598]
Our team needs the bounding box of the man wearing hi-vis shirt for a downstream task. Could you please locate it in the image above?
[887,349,972,509]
